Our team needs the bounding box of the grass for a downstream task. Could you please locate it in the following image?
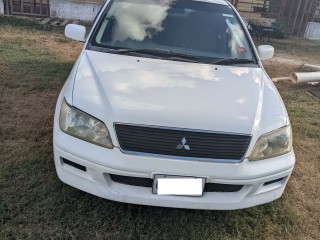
[0,16,319,239]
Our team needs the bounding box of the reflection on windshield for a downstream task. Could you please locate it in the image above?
[226,19,247,58]
[112,0,173,42]
[93,0,254,62]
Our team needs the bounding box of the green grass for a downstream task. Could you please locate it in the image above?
[1,16,319,240]
[0,35,72,90]
[0,15,58,31]
[0,150,296,239]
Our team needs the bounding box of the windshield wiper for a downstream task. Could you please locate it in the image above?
[211,58,255,65]
[112,48,201,62]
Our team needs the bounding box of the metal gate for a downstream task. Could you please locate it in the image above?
[5,0,50,17]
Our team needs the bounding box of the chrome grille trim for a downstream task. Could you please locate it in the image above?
[114,123,252,163]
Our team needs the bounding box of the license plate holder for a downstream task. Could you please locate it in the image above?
[152,175,205,197]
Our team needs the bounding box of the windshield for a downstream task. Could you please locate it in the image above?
[90,0,255,63]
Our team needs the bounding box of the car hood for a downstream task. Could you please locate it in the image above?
[72,50,287,136]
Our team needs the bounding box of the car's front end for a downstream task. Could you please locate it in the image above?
[53,0,295,210]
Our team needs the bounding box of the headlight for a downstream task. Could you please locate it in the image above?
[249,125,292,161]
[59,99,113,149]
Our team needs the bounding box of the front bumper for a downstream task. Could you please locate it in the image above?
[53,130,295,210]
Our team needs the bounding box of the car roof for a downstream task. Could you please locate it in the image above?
[193,0,228,5]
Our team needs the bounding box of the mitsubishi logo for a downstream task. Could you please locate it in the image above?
[177,137,190,150]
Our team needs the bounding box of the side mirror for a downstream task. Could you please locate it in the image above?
[65,24,86,42]
[257,45,274,61]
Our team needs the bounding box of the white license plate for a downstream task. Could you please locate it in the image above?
[153,175,205,197]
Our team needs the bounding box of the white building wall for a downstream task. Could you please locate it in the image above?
[50,0,104,21]
[304,22,320,40]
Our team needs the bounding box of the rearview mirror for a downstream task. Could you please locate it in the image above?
[257,45,274,61]
[65,24,86,42]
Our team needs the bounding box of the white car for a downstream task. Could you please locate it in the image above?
[53,0,295,210]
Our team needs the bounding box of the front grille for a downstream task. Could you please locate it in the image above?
[110,174,243,193]
[115,124,251,161]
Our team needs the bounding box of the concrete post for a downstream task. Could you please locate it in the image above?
[0,0,5,14]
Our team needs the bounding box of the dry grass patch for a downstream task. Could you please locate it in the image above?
[262,38,320,238]
[0,26,82,62]
[0,88,58,164]
[273,82,320,239]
